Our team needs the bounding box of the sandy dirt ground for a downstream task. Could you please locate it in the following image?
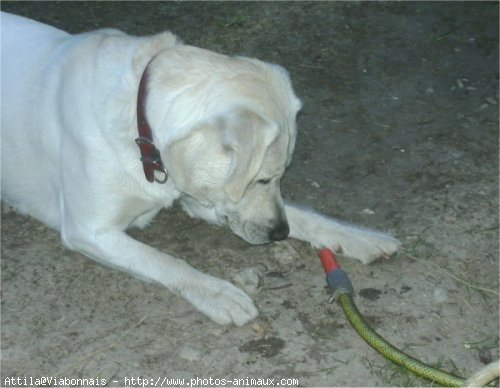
[1,2,498,387]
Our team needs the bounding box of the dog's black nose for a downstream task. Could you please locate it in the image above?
[270,222,290,241]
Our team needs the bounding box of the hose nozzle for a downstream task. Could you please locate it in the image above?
[319,248,354,297]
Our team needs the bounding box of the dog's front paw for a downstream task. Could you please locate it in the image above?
[319,226,400,265]
[311,220,400,264]
[333,231,401,264]
[286,204,401,265]
[181,273,258,326]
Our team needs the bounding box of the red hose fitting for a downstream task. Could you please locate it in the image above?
[319,249,353,296]
[320,248,341,274]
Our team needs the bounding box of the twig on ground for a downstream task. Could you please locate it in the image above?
[54,314,148,377]
[404,250,499,296]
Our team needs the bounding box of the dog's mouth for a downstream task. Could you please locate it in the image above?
[222,212,279,245]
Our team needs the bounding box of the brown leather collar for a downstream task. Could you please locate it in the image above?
[135,60,168,184]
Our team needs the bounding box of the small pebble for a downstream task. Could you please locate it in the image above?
[179,345,202,362]
[270,241,298,266]
[433,287,448,303]
[232,267,262,295]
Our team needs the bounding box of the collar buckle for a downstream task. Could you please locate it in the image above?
[136,59,168,184]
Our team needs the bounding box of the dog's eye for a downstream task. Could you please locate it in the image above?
[256,178,272,185]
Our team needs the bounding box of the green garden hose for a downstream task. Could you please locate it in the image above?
[338,292,464,386]
[319,248,498,387]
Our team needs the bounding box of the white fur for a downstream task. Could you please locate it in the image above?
[1,12,400,326]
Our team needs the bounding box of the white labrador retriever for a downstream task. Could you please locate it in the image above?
[1,12,400,326]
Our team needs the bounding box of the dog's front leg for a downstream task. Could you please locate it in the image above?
[285,204,400,264]
[62,228,258,326]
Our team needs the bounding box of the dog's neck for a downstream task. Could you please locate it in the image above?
[135,60,168,184]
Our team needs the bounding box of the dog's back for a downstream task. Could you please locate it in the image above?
[1,12,69,227]
[0,12,181,230]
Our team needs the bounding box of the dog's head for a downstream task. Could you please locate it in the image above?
[147,46,301,244]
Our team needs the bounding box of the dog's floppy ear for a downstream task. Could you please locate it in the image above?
[223,109,279,203]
